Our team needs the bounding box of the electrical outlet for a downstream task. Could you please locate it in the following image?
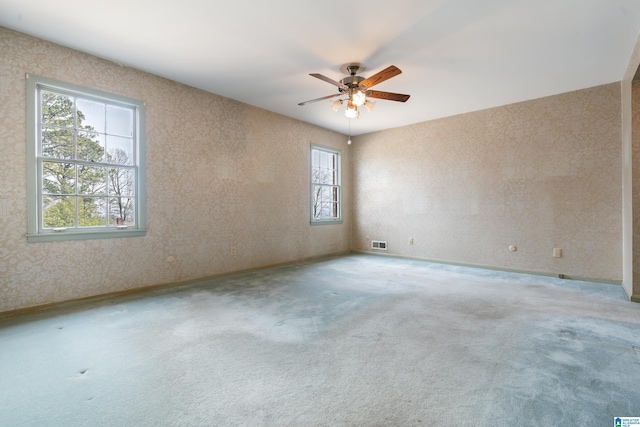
[230,246,237,256]
[553,248,562,258]
[409,238,414,245]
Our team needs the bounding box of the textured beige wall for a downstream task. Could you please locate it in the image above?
[352,84,622,282]
[623,30,640,301]
[0,28,351,312]
[633,82,640,299]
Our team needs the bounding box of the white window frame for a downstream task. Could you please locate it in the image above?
[310,144,342,224]
[26,74,146,242]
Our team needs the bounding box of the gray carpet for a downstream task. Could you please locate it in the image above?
[1,254,639,426]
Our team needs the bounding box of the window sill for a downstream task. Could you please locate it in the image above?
[310,220,343,226]
[26,228,147,243]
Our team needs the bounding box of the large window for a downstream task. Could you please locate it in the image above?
[26,75,146,242]
[310,145,341,223]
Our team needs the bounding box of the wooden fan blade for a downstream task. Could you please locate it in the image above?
[367,90,410,102]
[359,65,402,90]
[310,73,348,90]
[298,93,341,106]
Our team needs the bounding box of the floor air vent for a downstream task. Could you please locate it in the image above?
[371,240,387,250]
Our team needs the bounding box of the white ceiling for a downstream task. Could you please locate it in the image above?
[2,0,640,136]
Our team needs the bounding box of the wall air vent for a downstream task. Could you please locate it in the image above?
[371,240,387,250]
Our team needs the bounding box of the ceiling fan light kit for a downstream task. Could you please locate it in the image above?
[352,89,366,106]
[345,99,358,119]
[298,63,410,120]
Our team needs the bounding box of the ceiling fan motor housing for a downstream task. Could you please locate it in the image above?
[340,75,365,92]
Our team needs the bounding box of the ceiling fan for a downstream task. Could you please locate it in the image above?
[298,63,410,119]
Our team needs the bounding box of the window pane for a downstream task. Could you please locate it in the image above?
[320,203,332,219]
[78,165,106,196]
[42,196,76,228]
[320,150,328,169]
[323,186,336,204]
[42,127,74,159]
[76,131,105,162]
[312,184,322,218]
[77,98,105,133]
[319,186,328,204]
[320,168,334,185]
[78,197,107,227]
[41,91,74,127]
[108,166,135,196]
[312,167,327,185]
[43,162,76,195]
[320,187,327,206]
[109,197,135,226]
[106,136,133,165]
[106,105,133,137]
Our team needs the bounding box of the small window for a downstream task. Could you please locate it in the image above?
[26,75,146,242]
[310,145,342,223]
